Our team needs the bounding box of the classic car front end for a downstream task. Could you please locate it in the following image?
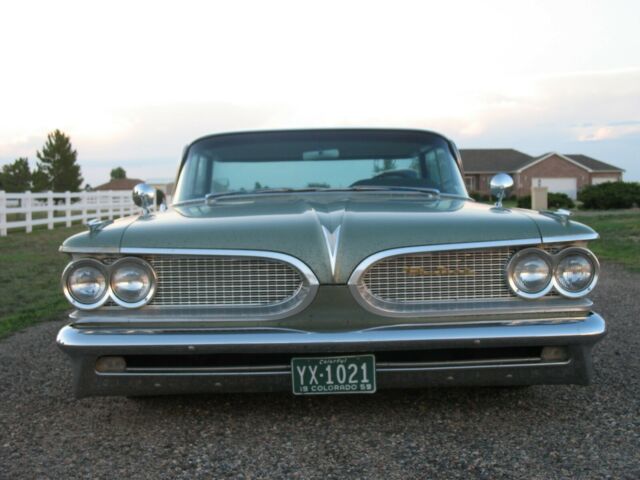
[56,129,606,397]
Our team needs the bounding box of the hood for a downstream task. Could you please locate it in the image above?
[62,193,596,284]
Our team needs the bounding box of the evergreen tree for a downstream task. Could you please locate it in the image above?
[36,130,83,192]
[110,167,127,180]
[0,158,32,192]
[31,166,50,192]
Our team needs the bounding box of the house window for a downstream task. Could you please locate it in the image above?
[464,176,475,191]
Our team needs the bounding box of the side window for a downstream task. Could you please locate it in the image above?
[422,147,465,194]
[435,147,455,190]
[182,154,209,199]
[424,150,441,187]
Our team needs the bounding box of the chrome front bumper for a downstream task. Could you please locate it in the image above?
[57,313,606,397]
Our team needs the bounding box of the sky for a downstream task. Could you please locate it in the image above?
[1,0,639,186]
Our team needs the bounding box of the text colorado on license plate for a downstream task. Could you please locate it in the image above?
[291,355,376,395]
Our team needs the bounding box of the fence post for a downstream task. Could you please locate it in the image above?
[25,191,33,233]
[81,191,88,224]
[47,191,54,229]
[65,191,72,227]
[531,186,548,211]
[0,191,7,236]
[108,190,114,220]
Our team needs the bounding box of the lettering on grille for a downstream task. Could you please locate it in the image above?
[361,248,517,303]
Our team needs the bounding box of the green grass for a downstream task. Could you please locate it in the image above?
[0,226,84,338]
[573,212,640,271]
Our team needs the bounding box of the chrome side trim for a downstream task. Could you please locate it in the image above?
[541,232,599,243]
[60,246,120,254]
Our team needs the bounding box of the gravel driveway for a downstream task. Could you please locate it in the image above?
[1,263,639,479]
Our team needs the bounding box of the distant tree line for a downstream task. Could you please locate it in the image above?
[0,129,83,192]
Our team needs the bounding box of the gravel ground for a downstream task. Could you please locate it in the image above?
[1,263,639,479]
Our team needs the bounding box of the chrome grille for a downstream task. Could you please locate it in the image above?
[360,248,517,303]
[147,256,304,307]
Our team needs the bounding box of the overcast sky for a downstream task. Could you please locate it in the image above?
[1,0,639,185]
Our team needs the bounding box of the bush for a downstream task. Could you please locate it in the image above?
[469,191,491,202]
[578,182,640,210]
[517,192,575,210]
[549,193,575,209]
[517,195,532,208]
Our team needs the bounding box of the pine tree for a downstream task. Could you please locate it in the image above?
[0,158,32,192]
[31,166,50,192]
[36,130,83,192]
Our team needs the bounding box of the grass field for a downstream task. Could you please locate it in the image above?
[0,211,637,338]
[573,212,640,271]
[0,226,84,338]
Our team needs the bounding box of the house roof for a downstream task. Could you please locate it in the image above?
[459,149,534,173]
[94,178,145,191]
[563,154,625,172]
[460,149,624,174]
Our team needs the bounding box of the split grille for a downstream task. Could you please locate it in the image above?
[146,256,304,307]
[360,248,517,303]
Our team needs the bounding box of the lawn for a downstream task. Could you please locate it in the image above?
[0,226,84,338]
[573,211,640,271]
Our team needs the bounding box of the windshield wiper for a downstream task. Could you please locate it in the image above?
[346,186,441,197]
[203,186,441,204]
[204,188,326,204]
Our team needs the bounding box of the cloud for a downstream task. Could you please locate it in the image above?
[3,68,640,184]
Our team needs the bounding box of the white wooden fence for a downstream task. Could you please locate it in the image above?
[0,190,147,236]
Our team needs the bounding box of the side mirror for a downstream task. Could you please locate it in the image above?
[490,173,514,208]
[132,183,156,214]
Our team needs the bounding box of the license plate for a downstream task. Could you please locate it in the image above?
[291,355,376,395]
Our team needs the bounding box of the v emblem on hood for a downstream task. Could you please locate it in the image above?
[321,225,341,279]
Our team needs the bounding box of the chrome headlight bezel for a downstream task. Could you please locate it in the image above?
[505,248,554,299]
[61,258,111,310]
[109,257,157,309]
[62,256,157,310]
[552,247,600,298]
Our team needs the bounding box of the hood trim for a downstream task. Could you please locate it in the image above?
[541,232,599,243]
[119,247,320,287]
[59,246,120,254]
[321,225,342,280]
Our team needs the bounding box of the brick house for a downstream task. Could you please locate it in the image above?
[460,149,624,199]
[94,178,145,191]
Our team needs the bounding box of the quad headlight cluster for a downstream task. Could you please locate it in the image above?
[506,247,599,299]
[62,257,156,310]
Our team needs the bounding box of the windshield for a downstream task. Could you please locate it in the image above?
[174,130,467,203]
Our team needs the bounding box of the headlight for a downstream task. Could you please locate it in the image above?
[62,259,110,309]
[506,248,553,299]
[109,257,156,308]
[553,247,599,298]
